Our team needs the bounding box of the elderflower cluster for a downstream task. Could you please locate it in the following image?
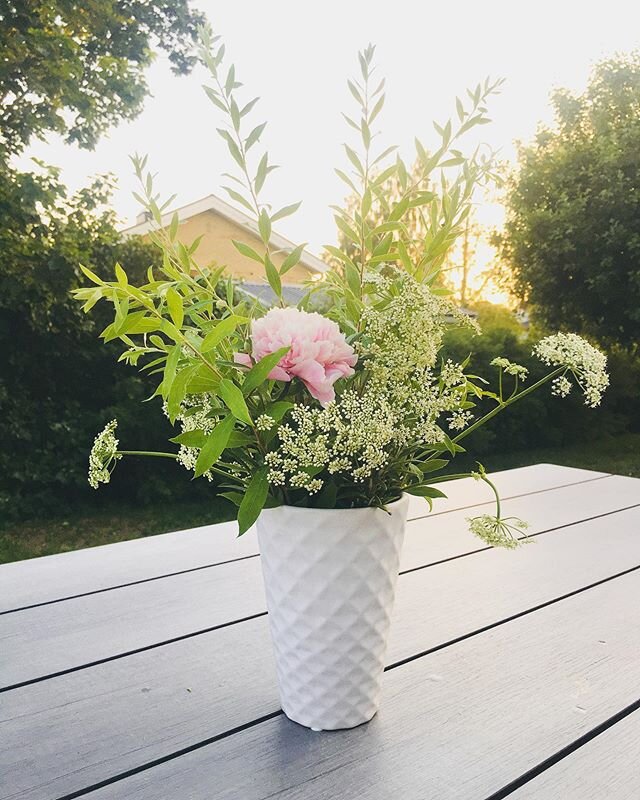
[533,333,609,408]
[88,419,121,489]
[467,515,530,549]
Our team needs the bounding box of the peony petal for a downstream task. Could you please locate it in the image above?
[233,352,253,368]
[267,365,292,382]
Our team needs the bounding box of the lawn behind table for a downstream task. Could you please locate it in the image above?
[2,432,638,565]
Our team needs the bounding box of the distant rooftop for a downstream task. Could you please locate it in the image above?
[238,282,310,308]
[122,193,327,275]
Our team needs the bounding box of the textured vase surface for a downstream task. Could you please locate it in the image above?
[256,495,409,731]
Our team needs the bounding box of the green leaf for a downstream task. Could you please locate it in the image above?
[168,213,179,241]
[225,64,235,94]
[280,243,306,274]
[232,240,264,263]
[217,128,244,168]
[344,145,364,175]
[186,364,220,394]
[271,202,301,223]
[245,122,266,150]
[166,287,184,329]
[194,415,235,478]
[224,186,255,213]
[167,365,197,421]
[201,316,243,353]
[217,379,252,424]
[240,97,260,117]
[79,264,105,286]
[170,430,207,448]
[264,255,282,297]
[420,459,449,473]
[264,400,294,424]
[405,485,448,499]
[237,467,270,535]
[115,263,128,286]
[219,491,244,507]
[242,346,290,395]
[255,153,269,193]
[344,261,361,296]
[161,344,181,399]
[334,215,359,244]
[258,209,272,244]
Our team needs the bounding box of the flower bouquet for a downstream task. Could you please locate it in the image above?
[75,28,609,731]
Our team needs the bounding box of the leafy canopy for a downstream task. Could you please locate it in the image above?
[0,0,204,157]
[497,53,640,347]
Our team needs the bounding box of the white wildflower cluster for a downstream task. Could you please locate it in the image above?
[467,514,530,549]
[172,396,218,481]
[256,414,275,431]
[533,333,609,408]
[88,420,121,489]
[447,409,473,431]
[490,357,528,380]
[359,269,477,384]
[265,391,397,491]
[552,375,572,398]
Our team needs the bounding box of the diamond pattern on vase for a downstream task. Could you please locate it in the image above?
[257,495,409,731]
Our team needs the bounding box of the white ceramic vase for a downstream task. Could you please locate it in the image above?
[256,494,409,731]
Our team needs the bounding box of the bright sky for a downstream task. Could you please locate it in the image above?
[17,0,640,258]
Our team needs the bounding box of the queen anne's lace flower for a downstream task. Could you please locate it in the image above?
[447,409,473,431]
[467,514,530,549]
[490,357,528,380]
[534,333,609,407]
[88,420,121,489]
[552,375,572,398]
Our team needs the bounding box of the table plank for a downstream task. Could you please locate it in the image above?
[508,707,640,799]
[2,505,640,799]
[58,570,640,800]
[0,464,608,612]
[1,475,636,688]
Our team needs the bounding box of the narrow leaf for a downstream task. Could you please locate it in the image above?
[217,379,252,424]
[237,467,270,535]
[194,415,235,478]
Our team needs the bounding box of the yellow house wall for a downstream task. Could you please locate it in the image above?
[170,210,316,285]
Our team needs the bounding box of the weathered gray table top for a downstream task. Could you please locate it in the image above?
[1,464,639,800]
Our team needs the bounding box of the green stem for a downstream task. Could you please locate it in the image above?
[118,450,178,459]
[453,367,564,445]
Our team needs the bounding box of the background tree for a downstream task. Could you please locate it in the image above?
[496,53,640,348]
[0,0,205,520]
[0,0,204,157]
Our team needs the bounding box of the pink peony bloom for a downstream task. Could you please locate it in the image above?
[234,307,357,405]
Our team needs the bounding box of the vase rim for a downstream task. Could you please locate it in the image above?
[261,493,408,516]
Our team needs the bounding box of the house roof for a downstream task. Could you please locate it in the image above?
[121,193,328,274]
[238,282,310,308]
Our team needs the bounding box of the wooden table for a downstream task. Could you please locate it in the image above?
[2,464,640,799]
